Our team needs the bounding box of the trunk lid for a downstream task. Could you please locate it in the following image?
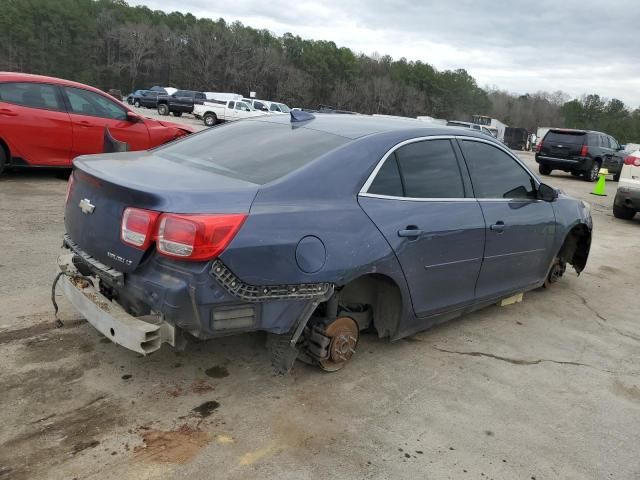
[65,151,259,272]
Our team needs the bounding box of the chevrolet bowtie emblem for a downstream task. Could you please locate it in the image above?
[79,198,95,214]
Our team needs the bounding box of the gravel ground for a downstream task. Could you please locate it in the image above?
[0,150,638,480]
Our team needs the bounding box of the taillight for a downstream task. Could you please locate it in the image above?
[65,173,75,204]
[157,213,246,261]
[580,144,589,156]
[121,207,160,249]
[624,155,640,167]
[535,141,542,152]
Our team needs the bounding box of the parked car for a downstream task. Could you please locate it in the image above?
[242,98,270,112]
[265,100,291,114]
[56,114,592,373]
[129,90,159,108]
[242,98,291,114]
[193,99,265,126]
[157,90,206,116]
[149,86,177,96]
[613,151,640,219]
[0,72,194,173]
[447,120,496,138]
[536,129,625,181]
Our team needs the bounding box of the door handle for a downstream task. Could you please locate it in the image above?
[398,226,423,238]
[0,108,17,116]
[490,221,505,233]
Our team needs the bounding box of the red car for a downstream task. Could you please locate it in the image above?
[0,72,194,174]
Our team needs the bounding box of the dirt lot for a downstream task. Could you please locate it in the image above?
[0,150,639,480]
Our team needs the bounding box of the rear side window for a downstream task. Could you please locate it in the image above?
[395,140,465,198]
[154,121,348,185]
[545,130,586,145]
[368,140,465,198]
[460,140,536,199]
[368,154,404,197]
[0,82,63,111]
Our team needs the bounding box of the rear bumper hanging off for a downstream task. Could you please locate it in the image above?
[56,253,176,355]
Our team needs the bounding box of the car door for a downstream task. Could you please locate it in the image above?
[457,138,556,299]
[607,136,624,174]
[358,137,486,317]
[0,81,72,166]
[235,101,251,119]
[62,86,150,156]
[227,101,236,120]
[599,134,613,165]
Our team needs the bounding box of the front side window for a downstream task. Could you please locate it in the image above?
[0,82,63,111]
[609,136,619,150]
[269,103,281,112]
[367,139,465,199]
[64,87,127,120]
[460,140,536,199]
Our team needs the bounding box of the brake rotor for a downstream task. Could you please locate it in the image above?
[319,316,359,372]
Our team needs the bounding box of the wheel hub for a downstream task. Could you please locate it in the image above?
[319,316,359,372]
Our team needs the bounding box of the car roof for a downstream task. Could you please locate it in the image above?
[0,72,119,99]
[248,113,491,140]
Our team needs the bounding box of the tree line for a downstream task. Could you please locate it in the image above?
[1,0,639,142]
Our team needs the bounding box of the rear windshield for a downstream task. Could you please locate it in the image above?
[545,130,586,144]
[154,120,348,185]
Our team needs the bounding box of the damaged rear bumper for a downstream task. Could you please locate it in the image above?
[57,253,176,354]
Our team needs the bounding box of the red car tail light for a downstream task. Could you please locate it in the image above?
[157,213,247,261]
[580,144,589,157]
[624,155,640,167]
[121,207,160,249]
[535,141,542,152]
[65,173,75,204]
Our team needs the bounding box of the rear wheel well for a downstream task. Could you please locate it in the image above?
[333,274,403,338]
[558,224,591,274]
[0,138,9,159]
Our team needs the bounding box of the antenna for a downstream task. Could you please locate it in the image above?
[290,110,315,123]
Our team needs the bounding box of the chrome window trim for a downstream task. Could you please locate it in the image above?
[359,134,540,202]
[359,135,459,195]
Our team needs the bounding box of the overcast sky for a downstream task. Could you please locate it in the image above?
[131,0,640,107]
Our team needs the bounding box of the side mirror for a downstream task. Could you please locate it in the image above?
[127,111,142,123]
[538,183,558,202]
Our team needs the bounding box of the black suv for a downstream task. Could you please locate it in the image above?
[128,90,159,108]
[156,90,206,117]
[536,129,625,181]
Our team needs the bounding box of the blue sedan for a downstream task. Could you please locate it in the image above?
[56,112,592,372]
